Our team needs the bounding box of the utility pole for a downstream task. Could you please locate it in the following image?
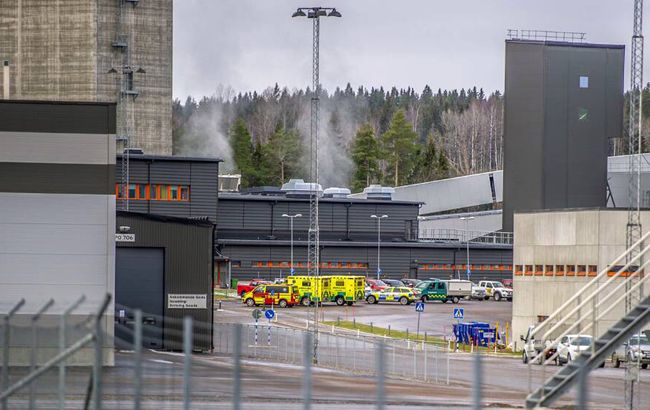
[292,6,341,364]
[626,1,644,409]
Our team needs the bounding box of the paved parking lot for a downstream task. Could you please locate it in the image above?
[216,298,512,339]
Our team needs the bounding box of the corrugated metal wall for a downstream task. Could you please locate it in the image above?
[115,156,219,222]
[219,242,513,282]
[116,213,214,351]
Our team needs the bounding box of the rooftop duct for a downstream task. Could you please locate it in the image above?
[281,179,323,198]
[323,187,351,198]
[362,184,395,200]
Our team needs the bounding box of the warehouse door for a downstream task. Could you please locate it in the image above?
[115,247,164,349]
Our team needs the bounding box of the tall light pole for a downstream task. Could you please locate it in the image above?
[292,6,341,365]
[282,213,302,276]
[371,215,389,279]
[460,216,475,280]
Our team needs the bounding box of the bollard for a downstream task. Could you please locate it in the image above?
[370,322,373,334]
[406,329,409,340]
[337,316,340,326]
[218,301,223,311]
[388,325,391,336]
[353,318,356,328]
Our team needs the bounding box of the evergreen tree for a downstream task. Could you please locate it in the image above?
[382,109,418,186]
[230,118,256,187]
[265,125,303,185]
[351,123,380,192]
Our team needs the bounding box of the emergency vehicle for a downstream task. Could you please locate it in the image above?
[242,284,300,307]
[286,275,365,306]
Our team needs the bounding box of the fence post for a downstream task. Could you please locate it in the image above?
[376,341,385,410]
[577,360,588,410]
[2,298,25,410]
[30,298,54,410]
[132,310,143,410]
[59,295,85,410]
[472,352,482,410]
[183,317,192,410]
[233,324,242,410]
[302,332,313,410]
[93,294,111,410]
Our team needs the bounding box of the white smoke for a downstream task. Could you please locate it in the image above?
[176,105,234,172]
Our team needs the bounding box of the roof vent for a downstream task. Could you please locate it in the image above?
[323,187,351,198]
[281,179,323,197]
[363,184,395,200]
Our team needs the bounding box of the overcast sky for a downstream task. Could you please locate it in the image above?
[173,0,637,100]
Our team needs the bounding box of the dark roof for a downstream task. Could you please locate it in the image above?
[117,211,215,227]
[506,39,625,50]
[219,192,422,206]
[117,153,223,163]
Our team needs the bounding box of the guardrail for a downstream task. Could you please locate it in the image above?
[419,228,513,245]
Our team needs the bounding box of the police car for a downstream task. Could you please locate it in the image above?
[366,287,416,305]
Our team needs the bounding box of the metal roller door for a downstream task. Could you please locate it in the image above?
[115,247,164,349]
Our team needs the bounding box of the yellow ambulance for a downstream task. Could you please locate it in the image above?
[286,275,364,306]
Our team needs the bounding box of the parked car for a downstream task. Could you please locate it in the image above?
[470,283,486,300]
[383,279,406,288]
[237,279,271,298]
[612,334,650,369]
[521,325,556,364]
[413,280,450,303]
[366,279,388,291]
[401,278,421,288]
[501,279,513,288]
[557,335,594,365]
[442,279,472,302]
[478,280,513,301]
[366,287,415,305]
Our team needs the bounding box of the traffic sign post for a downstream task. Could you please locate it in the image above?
[265,310,275,346]
[453,307,464,320]
[415,301,425,337]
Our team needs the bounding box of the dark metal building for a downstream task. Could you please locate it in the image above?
[115,154,220,222]
[115,211,215,351]
[502,39,625,231]
[217,194,513,283]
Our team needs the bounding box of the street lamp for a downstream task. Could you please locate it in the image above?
[282,213,302,276]
[371,215,389,279]
[460,216,475,280]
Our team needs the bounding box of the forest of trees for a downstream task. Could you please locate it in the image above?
[172,83,504,191]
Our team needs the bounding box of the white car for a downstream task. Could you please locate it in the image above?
[557,334,593,364]
[478,280,513,301]
[612,334,650,369]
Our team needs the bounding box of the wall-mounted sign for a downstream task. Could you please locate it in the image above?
[168,294,207,309]
[115,233,135,242]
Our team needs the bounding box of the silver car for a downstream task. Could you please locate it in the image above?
[612,334,650,369]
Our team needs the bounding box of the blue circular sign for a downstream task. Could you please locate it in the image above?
[265,309,275,320]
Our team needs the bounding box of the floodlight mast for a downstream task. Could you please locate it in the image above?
[292,6,341,365]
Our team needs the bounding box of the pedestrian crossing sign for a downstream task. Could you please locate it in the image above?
[453,308,464,320]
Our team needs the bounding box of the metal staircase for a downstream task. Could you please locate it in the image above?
[523,229,650,409]
[525,295,650,408]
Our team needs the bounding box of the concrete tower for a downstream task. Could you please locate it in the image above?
[0,0,173,155]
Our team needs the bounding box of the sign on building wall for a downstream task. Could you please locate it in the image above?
[115,233,135,242]
[168,294,207,309]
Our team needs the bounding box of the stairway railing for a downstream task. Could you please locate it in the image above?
[526,229,650,404]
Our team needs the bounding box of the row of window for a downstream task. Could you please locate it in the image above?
[253,261,369,269]
[514,264,598,277]
[115,184,190,201]
[419,264,512,271]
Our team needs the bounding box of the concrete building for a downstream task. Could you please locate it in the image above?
[0,100,116,365]
[502,39,625,231]
[511,208,650,346]
[0,0,173,154]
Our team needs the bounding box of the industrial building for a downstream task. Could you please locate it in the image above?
[0,0,173,154]
[115,211,214,352]
[502,38,625,231]
[0,100,116,365]
[216,190,513,285]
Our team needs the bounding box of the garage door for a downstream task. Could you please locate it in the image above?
[115,247,164,349]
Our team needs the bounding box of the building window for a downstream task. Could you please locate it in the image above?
[114,184,190,202]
